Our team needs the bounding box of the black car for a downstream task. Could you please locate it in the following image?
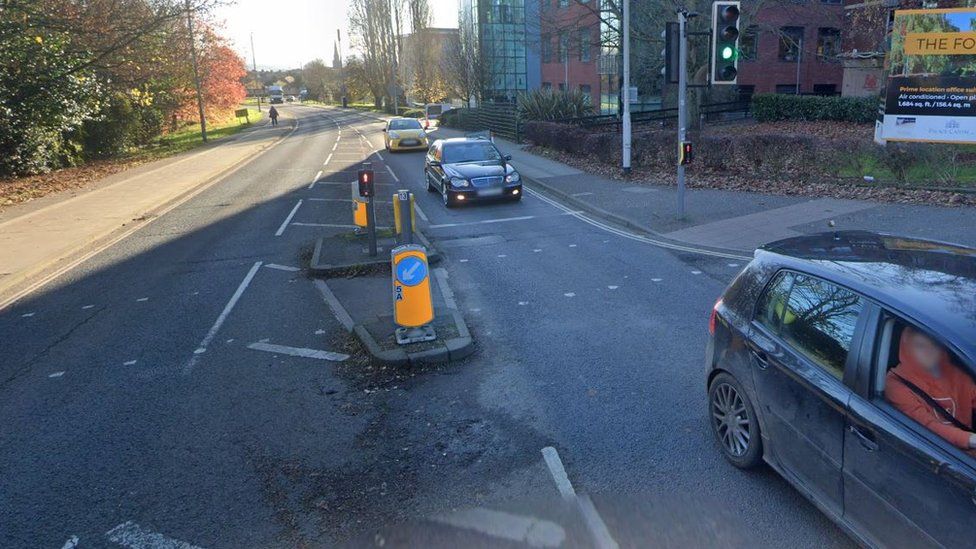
[706,231,976,548]
[424,137,522,207]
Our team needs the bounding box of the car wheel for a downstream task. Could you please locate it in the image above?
[426,172,437,193]
[442,186,455,208]
[709,372,763,469]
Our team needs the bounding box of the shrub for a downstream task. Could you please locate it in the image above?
[517,89,594,121]
[752,94,876,124]
[523,120,589,154]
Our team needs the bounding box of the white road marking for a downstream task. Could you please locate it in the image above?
[265,263,301,272]
[564,292,576,297]
[572,191,595,197]
[315,329,326,335]
[541,447,576,501]
[183,261,262,374]
[518,301,529,305]
[414,203,429,222]
[651,278,662,282]
[373,150,384,162]
[459,259,469,263]
[275,199,303,237]
[247,341,349,362]
[533,249,542,252]
[307,169,323,189]
[431,507,566,548]
[728,263,740,267]
[331,141,338,151]
[540,447,619,549]
[385,165,400,182]
[123,360,137,366]
[82,304,94,309]
[48,371,65,378]
[691,270,702,275]
[106,521,204,549]
[427,211,579,229]
[61,535,80,549]
[497,254,507,258]
[569,244,577,248]
[525,188,751,261]
[290,222,359,229]
[136,297,149,302]
[322,153,333,166]
[21,312,35,317]
[607,285,619,290]
[314,279,355,332]
[578,495,621,549]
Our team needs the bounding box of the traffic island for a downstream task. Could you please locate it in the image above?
[309,229,440,277]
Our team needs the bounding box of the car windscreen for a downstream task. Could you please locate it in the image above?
[442,142,502,164]
[389,119,423,130]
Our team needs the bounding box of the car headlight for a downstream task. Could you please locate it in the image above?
[388,131,400,139]
[450,177,470,188]
[505,171,521,183]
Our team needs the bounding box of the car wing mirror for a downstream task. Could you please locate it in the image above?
[382,128,387,132]
[503,154,512,161]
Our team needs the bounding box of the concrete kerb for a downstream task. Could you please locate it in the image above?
[522,174,754,259]
[313,230,472,366]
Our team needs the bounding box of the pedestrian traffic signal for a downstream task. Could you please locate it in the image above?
[679,141,693,165]
[358,168,374,197]
[711,1,740,85]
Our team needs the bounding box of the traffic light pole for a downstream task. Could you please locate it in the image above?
[621,0,632,175]
[367,195,377,256]
[676,10,689,219]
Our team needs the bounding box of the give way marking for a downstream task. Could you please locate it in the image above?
[247,341,349,362]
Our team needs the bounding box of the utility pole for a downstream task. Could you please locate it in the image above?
[250,32,261,112]
[186,0,207,143]
[795,37,803,95]
[621,0,631,175]
[337,29,347,107]
[676,9,693,219]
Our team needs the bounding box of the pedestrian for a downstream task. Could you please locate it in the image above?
[269,105,279,127]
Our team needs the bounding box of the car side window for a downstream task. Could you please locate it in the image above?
[779,275,863,379]
[755,271,794,333]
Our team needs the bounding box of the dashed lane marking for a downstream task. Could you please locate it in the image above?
[265,263,301,272]
[275,199,303,237]
[136,297,149,302]
[247,341,349,362]
[21,312,35,318]
[123,360,137,366]
[386,164,400,183]
[564,292,576,298]
[308,170,323,189]
[48,371,65,378]
[60,535,79,549]
[82,304,94,310]
[322,153,333,166]
[540,447,619,549]
[106,521,204,549]
[607,286,618,290]
[183,261,262,375]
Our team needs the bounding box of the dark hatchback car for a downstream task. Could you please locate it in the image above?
[706,231,976,548]
[424,137,522,207]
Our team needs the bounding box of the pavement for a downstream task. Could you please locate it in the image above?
[1,104,863,548]
[433,127,976,252]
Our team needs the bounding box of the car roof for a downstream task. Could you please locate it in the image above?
[759,231,976,360]
[438,137,493,144]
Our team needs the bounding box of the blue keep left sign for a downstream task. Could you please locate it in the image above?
[395,255,428,287]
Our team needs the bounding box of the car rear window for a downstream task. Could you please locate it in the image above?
[756,271,863,379]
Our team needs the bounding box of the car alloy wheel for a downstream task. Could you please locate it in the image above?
[709,372,762,468]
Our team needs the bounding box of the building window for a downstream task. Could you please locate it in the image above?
[776,84,799,94]
[541,34,552,63]
[559,0,568,7]
[817,27,841,61]
[779,26,804,62]
[559,31,569,63]
[813,84,837,95]
[739,25,759,61]
[543,82,553,90]
[737,85,755,101]
[579,27,591,62]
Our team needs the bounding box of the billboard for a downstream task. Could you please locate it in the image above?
[881,8,976,144]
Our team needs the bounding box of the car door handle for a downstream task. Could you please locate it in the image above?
[849,425,879,452]
[750,349,769,370]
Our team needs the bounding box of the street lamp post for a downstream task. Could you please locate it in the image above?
[621,0,631,175]
[251,32,261,112]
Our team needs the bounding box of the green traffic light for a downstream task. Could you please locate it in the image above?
[722,46,734,60]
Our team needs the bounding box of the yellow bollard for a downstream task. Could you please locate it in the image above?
[392,191,416,241]
[391,244,436,344]
[350,182,368,228]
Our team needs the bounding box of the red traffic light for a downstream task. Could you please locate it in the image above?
[357,169,374,197]
[722,4,739,22]
[679,141,694,165]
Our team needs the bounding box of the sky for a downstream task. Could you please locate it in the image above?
[214,0,459,70]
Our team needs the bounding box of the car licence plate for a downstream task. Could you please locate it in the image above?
[400,139,419,146]
[479,187,503,197]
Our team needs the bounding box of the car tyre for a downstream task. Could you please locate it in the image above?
[708,372,763,469]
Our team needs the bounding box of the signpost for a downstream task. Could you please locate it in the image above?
[880,8,976,144]
[391,244,435,344]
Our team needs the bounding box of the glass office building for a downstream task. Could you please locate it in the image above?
[460,0,541,103]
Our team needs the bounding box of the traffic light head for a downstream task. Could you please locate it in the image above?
[358,169,374,197]
[679,141,694,166]
[711,1,740,85]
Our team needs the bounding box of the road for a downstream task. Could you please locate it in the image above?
[0,105,852,548]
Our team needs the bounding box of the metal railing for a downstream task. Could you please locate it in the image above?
[448,104,522,142]
[699,100,752,126]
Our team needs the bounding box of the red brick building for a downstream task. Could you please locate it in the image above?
[538,0,601,105]
[735,1,848,96]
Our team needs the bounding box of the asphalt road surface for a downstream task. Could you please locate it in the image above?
[0,105,853,548]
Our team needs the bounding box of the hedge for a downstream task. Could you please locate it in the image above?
[751,94,876,124]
